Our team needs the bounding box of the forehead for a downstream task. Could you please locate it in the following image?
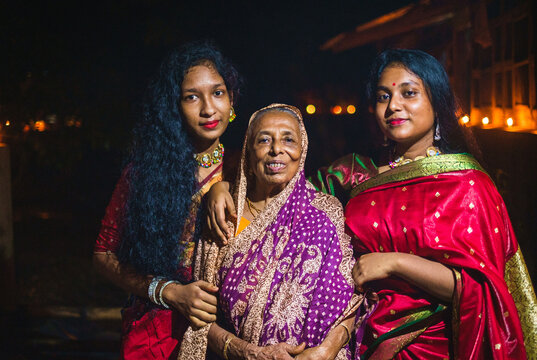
[378,64,423,86]
[182,64,223,87]
[251,111,301,134]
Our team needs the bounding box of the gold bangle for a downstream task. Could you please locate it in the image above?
[223,335,235,360]
[339,323,351,347]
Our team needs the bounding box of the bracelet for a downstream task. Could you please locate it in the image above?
[223,334,235,360]
[340,323,351,347]
[158,280,179,309]
[148,276,164,305]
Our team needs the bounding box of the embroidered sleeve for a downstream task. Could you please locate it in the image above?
[94,169,129,253]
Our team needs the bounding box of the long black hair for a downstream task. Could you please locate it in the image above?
[366,48,469,154]
[118,41,242,278]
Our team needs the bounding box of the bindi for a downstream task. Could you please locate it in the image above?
[392,82,396,86]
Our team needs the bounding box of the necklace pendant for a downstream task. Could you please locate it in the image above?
[195,143,224,168]
[389,146,442,168]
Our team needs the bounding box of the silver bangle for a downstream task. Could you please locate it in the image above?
[148,276,164,305]
[159,280,179,309]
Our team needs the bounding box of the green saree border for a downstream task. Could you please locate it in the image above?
[350,154,486,198]
[361,304,447,360]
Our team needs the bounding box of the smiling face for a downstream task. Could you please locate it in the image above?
[375,64,435,148]
[248,110,302,194]
[180,63,232,149]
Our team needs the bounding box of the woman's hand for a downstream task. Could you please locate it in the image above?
[294,345,331,360]
[162,280,218,329]
[206,181,236,245]
[242,342,305,360]
[352,252,399,292]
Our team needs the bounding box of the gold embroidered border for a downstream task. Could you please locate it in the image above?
[451,269,462,360]
[192,170,223,202]
[310,191,365,345]
[505,248,537,358]
[350,154,485,198]
[310,191,354,288]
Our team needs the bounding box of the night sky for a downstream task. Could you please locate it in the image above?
[1,0,412,145]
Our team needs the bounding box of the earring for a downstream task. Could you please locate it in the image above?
[382,134,389,147]
[229,107,236,123]
[434,123,441,141]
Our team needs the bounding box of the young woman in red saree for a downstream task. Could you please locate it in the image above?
[93,42,242,359]
[345,49,535,359]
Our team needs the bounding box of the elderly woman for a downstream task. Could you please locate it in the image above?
[346,49,534,359]
[178,104,366,360]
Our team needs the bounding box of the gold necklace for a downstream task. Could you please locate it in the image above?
[246,197,263,216]
[194,143,224,168]
[389,146,442,168]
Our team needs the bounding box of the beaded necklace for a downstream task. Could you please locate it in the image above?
[389,146,442,168]
[194,143,224,168]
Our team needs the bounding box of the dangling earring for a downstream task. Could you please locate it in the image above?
[434,123,441,141]
[382,134,389,147]
[228,107,236,123]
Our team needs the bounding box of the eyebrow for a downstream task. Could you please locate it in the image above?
[183,82,226,93]
[257,130,297,136]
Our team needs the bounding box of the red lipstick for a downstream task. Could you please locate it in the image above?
[387,118,407,126]
[202,120,219,129]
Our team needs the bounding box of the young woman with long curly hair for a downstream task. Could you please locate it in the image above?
[93,41,242,359]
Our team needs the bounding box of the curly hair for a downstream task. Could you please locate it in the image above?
[366,48,469,154]
[118,41,242,278]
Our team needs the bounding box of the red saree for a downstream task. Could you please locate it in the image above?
[345,154,531,359]
[94,163,224,360]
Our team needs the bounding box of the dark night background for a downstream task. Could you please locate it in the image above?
[1,1,535,359]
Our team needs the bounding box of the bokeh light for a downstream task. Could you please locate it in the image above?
[331,105,342,115]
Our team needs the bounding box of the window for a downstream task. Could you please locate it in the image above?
[514,65,529,105]
[505,71,513,108]
[495,72,503,107]
[480,46,492,69]
[481,71,492,105]
[513,17,529,62]
[473,79,480,107]
[494,26,502,62]
[504,22,513,60]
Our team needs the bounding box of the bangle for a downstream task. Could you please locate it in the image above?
[339,323,351,347]
[158,280,179,309]
[148,276,164,305]
[223,335,235,360]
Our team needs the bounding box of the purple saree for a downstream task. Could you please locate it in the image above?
[178,104,363,359]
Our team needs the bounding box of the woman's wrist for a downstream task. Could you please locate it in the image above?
[390,252,412,277]
[228,337,257,360]
[318,325,349,358]
[162,282,182,305]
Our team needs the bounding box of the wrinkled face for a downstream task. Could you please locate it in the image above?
[180,64,232,144]
[249,111,302,191]
[375,65,435,146]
